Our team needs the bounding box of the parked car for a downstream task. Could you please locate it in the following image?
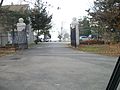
[88,34,97,40]
[80,36,89,41]
[44,38,51,42]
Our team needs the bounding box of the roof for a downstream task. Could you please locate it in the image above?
[2,4,30,13]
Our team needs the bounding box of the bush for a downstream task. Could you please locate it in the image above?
[80,40,104,45]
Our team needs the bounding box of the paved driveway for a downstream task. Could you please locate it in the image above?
[0,42,118,90]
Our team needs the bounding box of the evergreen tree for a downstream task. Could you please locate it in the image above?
[30,0,52,41]
[79,17,91,36]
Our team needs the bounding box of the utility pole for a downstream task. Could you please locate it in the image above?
[60,21,63,41]
[0,0,4,7]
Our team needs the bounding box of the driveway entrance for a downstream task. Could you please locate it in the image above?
[0,42,117,90]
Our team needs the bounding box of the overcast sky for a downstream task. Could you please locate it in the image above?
[3,0,94,40]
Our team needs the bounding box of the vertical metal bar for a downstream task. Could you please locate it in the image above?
[73,28,76,47]
[24,26,28,49]
[106,56,120,90]
[70,28,72,46]
[12,29,15,47]
[70,24,76,47]
[0,33,2,46]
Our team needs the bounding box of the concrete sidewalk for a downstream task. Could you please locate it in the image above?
[0,42,118,90]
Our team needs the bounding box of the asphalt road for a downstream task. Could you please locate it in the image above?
[0,42,118,90]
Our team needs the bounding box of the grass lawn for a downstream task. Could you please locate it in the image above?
[78,44,120,56]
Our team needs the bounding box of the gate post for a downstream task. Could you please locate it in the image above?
[16,18,28,49]
[70,17,79,47]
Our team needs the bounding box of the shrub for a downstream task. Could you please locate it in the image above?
[80,40,104,45]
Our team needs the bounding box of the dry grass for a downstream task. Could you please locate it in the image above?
[78,44,120,56]
[0,47,16,57]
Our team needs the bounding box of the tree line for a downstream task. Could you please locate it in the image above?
[78,0,120,44]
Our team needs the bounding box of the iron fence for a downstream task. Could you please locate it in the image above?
[0,33,10,47]
[0,28,28,49]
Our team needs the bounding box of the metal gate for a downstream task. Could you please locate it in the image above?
[70,28,76,47]
[11,28,28,49]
